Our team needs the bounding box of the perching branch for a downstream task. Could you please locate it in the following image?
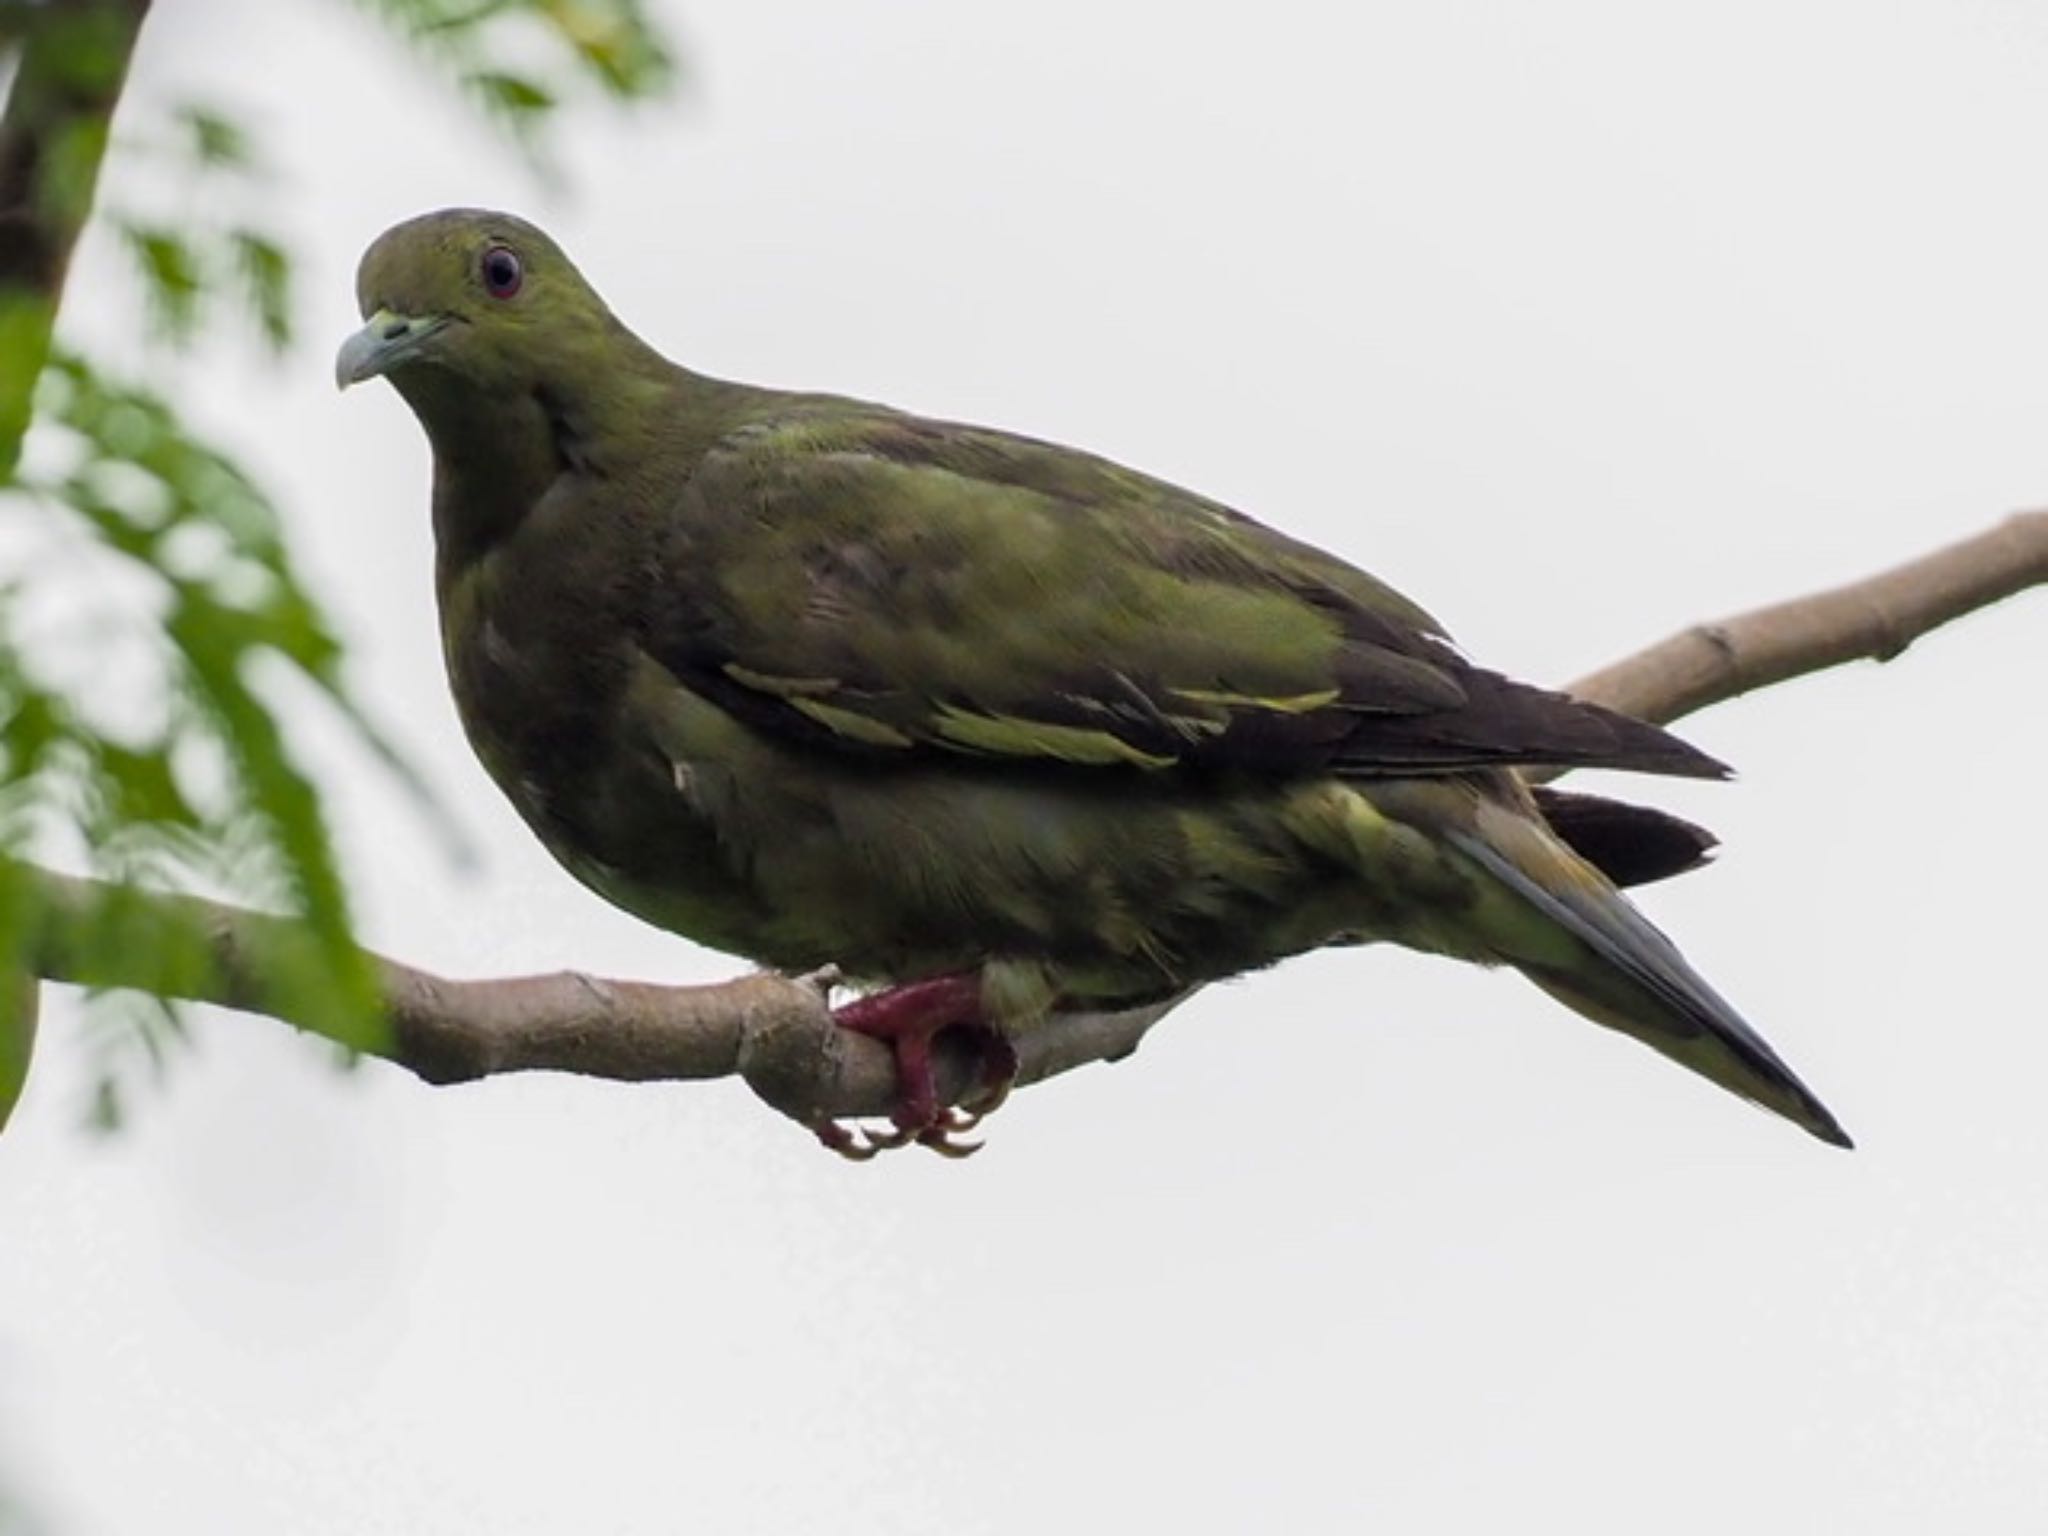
[17,863,1174,1129]
[14,512,2048,1134]
[1561,510,2048,726]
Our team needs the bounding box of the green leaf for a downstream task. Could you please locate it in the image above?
[466,68,557,127]
[0,977,36,1136]
[228,229,293,350]
[172,103,253,170]
[346,0,675,150]
[533,0,674,98]
[94,742,202,830]
[117,221,207,346]
[87,1074,123,1134]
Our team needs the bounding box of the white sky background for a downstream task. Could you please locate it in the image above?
[6,0,2048,1529]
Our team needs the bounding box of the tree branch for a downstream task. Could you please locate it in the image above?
[13,512,2048,1136]
[0,0,152,476]
[18,862,1174,1130]
[1561,509,2048,725]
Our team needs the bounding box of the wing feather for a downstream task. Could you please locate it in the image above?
[643,409,1726,782]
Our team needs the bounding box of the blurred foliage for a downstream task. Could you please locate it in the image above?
[0,981,30,1134]
[0,0,679,1129]
[0,1421,44,1536]
[347,0,674,155]
[0,1487,44,1536]
[3,350,400,1120]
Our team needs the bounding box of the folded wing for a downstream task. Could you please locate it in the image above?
[644,409,1725,783]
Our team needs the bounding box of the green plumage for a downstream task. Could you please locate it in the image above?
[339,208,1848,1148]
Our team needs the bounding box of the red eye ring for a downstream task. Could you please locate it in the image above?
[480,245,523,298]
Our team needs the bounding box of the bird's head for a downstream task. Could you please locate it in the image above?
[336,208,616,400]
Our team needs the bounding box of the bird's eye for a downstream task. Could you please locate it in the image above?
[480,246,523,298]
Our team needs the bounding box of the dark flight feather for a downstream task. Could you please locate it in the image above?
[1530,787,1718,888]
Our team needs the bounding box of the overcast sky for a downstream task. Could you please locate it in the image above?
[7,1,2048,1530]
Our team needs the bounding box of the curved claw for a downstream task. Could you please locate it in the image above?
[961,1032,1019,1119]
[958,1074,1012,1121]
[862,1120,917,1151]
[812,972,1030,1159]
[916,1124,984,1158]
[814,1113,980,1160]
[812,1117,883,1162]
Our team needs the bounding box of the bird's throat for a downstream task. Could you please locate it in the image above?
[394,372,576,577]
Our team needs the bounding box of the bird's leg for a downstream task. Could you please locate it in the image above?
[824,972,1017,1157]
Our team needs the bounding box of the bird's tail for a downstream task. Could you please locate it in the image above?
[1429,791,1851,1148]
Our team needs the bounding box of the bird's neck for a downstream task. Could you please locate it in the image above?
[408,332,703,577]
[420,390,560,567]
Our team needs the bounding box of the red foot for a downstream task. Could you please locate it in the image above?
[821,973,1019,1158]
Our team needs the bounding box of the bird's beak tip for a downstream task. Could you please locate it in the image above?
[335,308,438,392]
[334,325,387,392]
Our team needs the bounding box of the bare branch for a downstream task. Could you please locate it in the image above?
[18,864,1174,1129]
[1562,509,2048,724]
[13,513,2047,1136]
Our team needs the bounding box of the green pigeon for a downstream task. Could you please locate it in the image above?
[337,208,1849,1155]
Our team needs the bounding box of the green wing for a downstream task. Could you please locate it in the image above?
[644,408,1723,781]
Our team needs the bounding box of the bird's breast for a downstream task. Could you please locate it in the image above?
[436,524,795,960]
[438,511,641,835]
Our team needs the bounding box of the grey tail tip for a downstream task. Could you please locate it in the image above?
[1807,1103,1856,1151]
[1637,732,1733,782]
[1781,1060,1853,1149]
[1681,738,1735,782]
[1742,1035,1854,1150]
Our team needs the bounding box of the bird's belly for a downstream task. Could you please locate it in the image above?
[596,662,1445,998]
[463,702,801,969]
[441,570,803,967]
[457,635,1468,1000]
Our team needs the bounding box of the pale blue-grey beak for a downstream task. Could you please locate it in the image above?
[335,308,449,390]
